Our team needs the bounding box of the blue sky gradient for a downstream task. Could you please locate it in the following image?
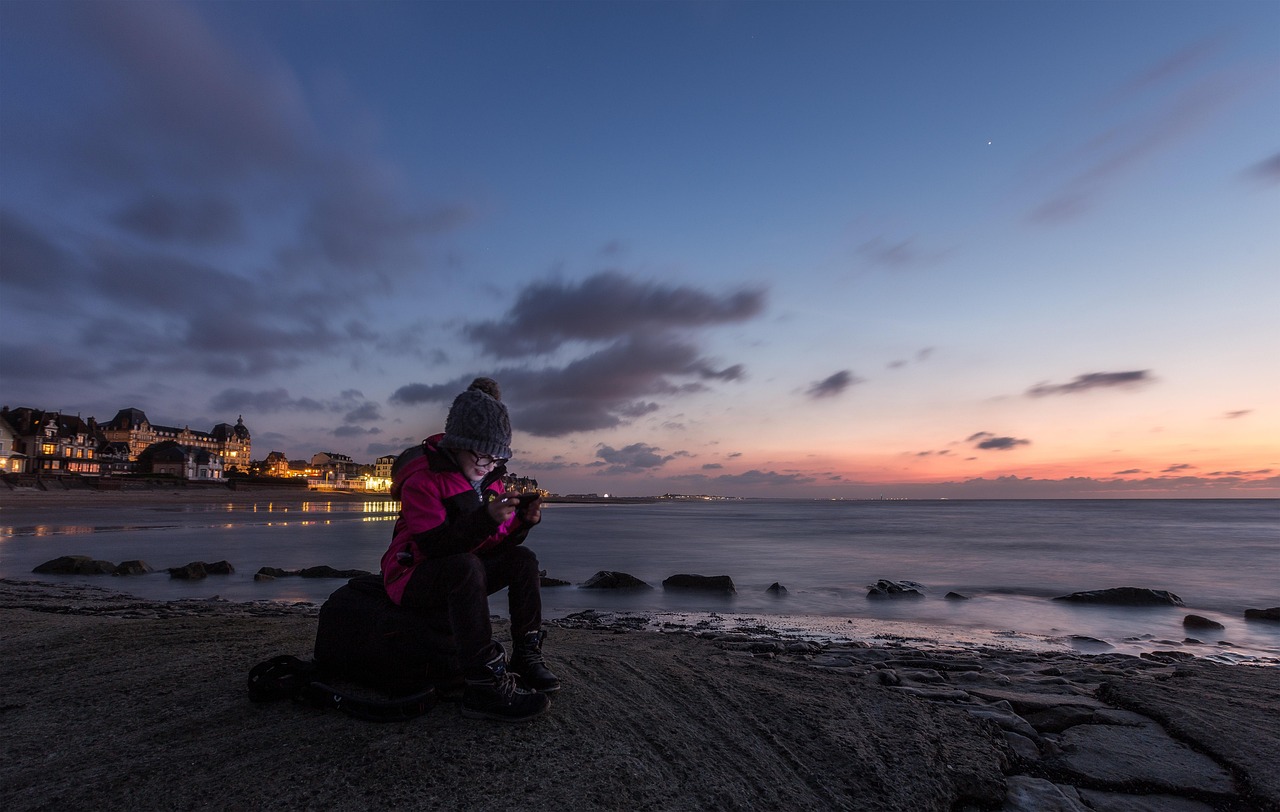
[2,1,1277,497]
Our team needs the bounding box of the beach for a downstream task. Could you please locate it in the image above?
[2,577,1278,812]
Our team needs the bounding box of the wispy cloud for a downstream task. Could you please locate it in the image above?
[806,370,863,399]
[1243,151,1280,185]
[1025,35,1249,224]
[1027,370,1153,397]
[967,431,1031,451]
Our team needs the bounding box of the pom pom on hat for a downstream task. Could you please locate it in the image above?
[440,378,512,459]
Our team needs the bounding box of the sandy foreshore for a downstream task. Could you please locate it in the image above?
[2,579,1277,812]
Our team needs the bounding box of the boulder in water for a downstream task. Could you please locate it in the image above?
[33,555,115,575]
[1244,607,1280,622]
[1052,587,1183,606]
[663,574,735,594]
[868,579,926,598]
[580,570,652,590]
[1183,614,1225,630]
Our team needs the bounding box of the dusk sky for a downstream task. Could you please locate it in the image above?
[2,1,1277,498]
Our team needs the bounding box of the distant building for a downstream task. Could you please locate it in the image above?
[101,408,251,471]
[264,451,290,478]
[149,442,224,480]
[0,407,101,476]
[310,451,358,487]
[375,454,396,479]
[96,441,135,476]
[0,411,25,473]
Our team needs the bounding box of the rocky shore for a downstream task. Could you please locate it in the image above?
[2,579,1277,811]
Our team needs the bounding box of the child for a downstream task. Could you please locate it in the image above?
[381,378,557,722]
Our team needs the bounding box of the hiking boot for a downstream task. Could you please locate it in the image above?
[461,644,551,723]
[509,629,561,693]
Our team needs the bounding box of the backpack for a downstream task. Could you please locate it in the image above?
[247,575,459,722]
[313,574,460,695]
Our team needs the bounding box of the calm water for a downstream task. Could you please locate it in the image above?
[2,498,1277,660]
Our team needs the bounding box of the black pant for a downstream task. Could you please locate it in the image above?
[401,545,542,673]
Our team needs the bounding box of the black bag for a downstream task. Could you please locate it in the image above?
[313,574,460,696]
[247,575,458,722]
[247,654,437,723]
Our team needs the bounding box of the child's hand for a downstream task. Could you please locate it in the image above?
[519,495,542,526]
[486,492,517,524]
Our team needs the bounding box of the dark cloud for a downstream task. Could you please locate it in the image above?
[1026,370,1153,397]
[0,3,470,393]
[334,425,381,437]
[343,402,383,423]
[1243,152,1280,185]
[210,389,326,414]
[0,211,79,292]
[702,463,724,470]
[392,331,749,438]
[1207,468,1272,476]
[1113,468,1145,475]
[806,370,862,399]
[389,382,458,407]
[967,431,1030,451]
[1224,410,1253,419]
[595,443,676,473]
[113,194,241,244]
[1162,463,1195,473]
[710,469,817,487]
[463,272,765,358]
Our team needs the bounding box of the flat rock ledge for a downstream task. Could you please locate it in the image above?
[562,609,1280,812]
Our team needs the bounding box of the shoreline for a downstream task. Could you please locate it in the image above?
[2,578,1278,811]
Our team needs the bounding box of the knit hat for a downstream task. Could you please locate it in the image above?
[440,378,512,459]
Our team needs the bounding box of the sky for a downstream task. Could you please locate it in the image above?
[1,1,1277,499]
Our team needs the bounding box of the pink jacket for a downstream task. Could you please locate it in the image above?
[380,434,525,605]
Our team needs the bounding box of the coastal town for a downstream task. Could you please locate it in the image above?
[0,404,545,495]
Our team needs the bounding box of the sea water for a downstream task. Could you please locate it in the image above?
[2,498,1277,660]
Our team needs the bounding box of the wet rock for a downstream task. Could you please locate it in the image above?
[1099,660,1280,809]
[256,567,294,577]
[867,579,925,598]
[112,560,153,576]
[168,562,207,580]
[33,555,116,575]
[540,575,571,587]
[965,687,1104,717]
[1043,722,1236,797]
[253,572,276,582]
[1052,587,1183,606]
[945,591,970,600]
[1003,776,1088,812]
[766,582,788,595]
[580,570,652,590]
[206,560,235,575]
[1244,606,1280,621]
[662,573,735,594]
[1075,788,1216,812]
[1182,614,1224,630]
[298,565,370,579]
